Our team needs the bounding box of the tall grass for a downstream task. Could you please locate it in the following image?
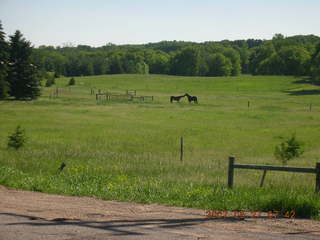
[0,74,320,218]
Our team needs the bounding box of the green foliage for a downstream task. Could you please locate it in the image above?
[222,48,241,75]
[42,72,55,87]
[0,21,9,99]
[238,46,250,73]
[311,43,320,81]
[54,72,60,78]
[144,50,170,74]
[249,43,276,75]
[68,77,75,86]
[136,61,149,74]
[272,33,285,41]
[0,77,9,99]
[7,125,26,150]
[278,46,311,76]
[249,36,317,76]
[29,35,319,78]
[7,30,40,100]
[258,53,283,75]
[206,53,232,76]
[260,194,319,218]
[170,46,200,76]
[45,76,55,87]
[274,134,304,165]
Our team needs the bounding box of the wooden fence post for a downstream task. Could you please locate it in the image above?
[228,156,235,188]
[260,170,267,187]
[316,162,320,193]
[180,137,184,162]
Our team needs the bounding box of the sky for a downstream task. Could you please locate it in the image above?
[0,0,319,47]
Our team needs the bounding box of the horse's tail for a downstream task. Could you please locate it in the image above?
[170,96,173,103]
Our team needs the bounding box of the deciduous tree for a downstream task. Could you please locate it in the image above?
[206,53,232,76]
[170,47,200,76]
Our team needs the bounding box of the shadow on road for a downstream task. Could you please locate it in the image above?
[1,212,223,236]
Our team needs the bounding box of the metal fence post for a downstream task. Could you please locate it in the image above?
[316,162,320,193]
[180,137,183,162]
[228,156,235,188]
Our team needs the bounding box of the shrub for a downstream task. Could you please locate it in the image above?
[54,72,60,78]
[68,77,75,86]
[7,125,27,150]
[274,134,304,165]
[45,76,55,87]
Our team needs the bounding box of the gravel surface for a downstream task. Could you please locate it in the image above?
[0,186,319,240]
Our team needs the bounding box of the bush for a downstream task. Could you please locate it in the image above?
[274,134,304,165]
[68,77,75,86]
[45,76,55,87]
[54,72,60,78]
[7,125,27,150]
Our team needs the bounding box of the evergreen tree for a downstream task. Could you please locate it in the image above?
[68,77,75,85]
[0,21,9,99]
[8,30,40,99]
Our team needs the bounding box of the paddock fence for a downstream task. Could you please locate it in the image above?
[227,156,320,193]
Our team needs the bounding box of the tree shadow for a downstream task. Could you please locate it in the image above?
[284,77,320,95]
[285,89,320,96]
[1,212,216,236]
[293,76,320,85]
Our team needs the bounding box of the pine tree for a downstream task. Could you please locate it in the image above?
[0,21,9,99]
[8,30,40,100]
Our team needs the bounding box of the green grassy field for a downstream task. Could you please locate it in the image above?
[1,74,320,218]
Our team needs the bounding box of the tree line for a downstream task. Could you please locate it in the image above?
[1,20,320,100]
[32,34,320,80]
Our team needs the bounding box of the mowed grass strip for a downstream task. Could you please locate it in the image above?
[0,74,320,218]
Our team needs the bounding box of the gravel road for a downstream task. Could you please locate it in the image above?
[0,186,319,240]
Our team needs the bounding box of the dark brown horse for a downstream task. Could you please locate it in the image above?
[185,93,198,103]
[170,95,185,103]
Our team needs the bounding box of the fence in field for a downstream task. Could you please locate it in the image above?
[131,96,154,102]
[49,87,72,99]
[48,87,95,100]
[227,156,320,193]
[96,90,154,104]
[126,90,136,96]
[49,88,60,99]
[91,89,110,95]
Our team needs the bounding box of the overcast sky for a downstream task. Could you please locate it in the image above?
[1,0,319,47]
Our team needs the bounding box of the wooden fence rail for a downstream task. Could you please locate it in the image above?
[227,156,320,193]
